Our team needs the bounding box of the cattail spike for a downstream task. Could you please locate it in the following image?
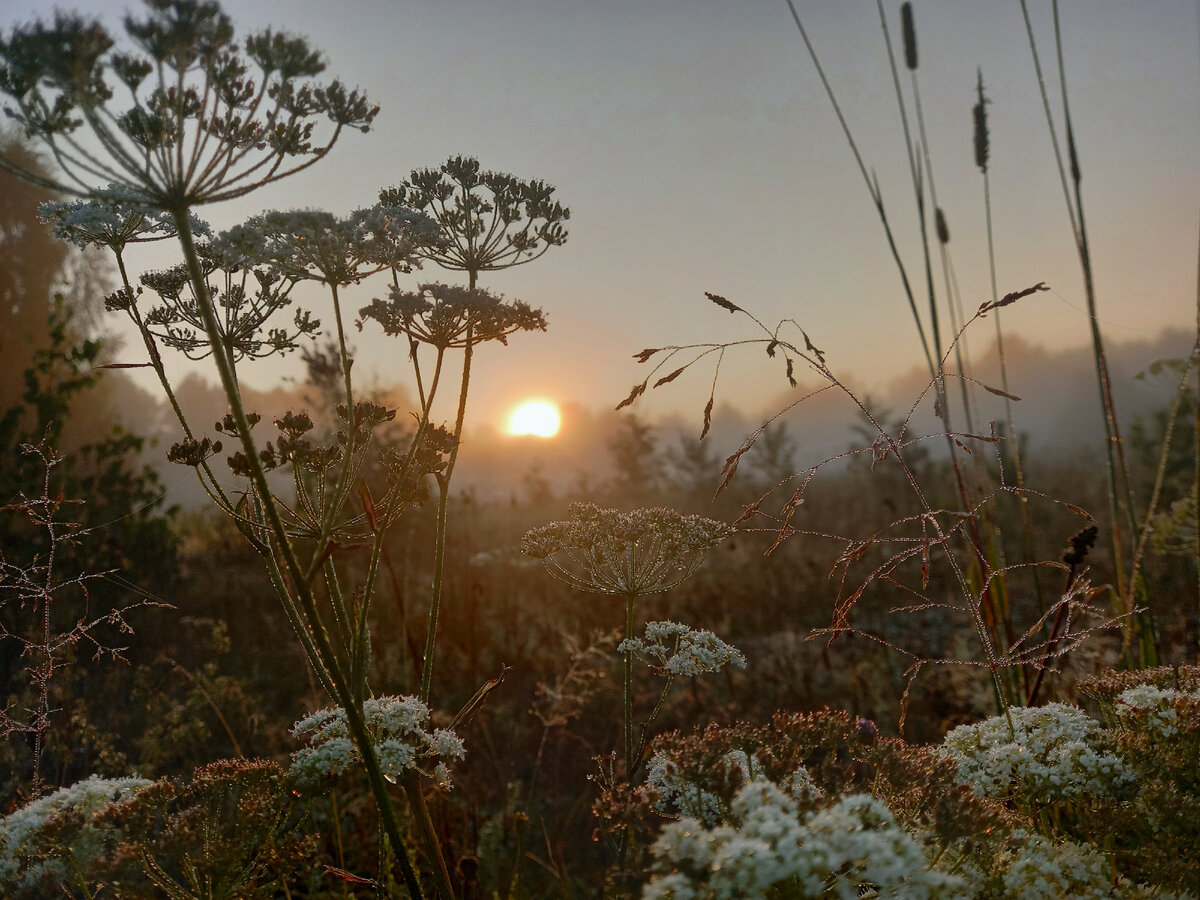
[973,67,990,173]
[901,3,918,70]
[935,207,949,244]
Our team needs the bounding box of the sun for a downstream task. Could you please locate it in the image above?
[507,399,561,438]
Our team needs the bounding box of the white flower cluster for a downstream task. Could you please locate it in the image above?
[0,775,151,890]
[999,832,1115,900]
[620,621,746,678]
[940,703,1133,801]
[647,749,824,830]
[644,780,966,899]
[39,186,211,250]
[291,695,464,787]
[1115,684,1198,739]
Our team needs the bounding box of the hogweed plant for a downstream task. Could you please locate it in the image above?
[1,4,566,897]
[522,504,735,778]
[376,155,567,705]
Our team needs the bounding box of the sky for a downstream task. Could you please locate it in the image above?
[3,0,1199,443]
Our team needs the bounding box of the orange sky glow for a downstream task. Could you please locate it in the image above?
[7,0,1198,446]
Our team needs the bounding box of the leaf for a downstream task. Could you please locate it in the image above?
[97,362,154,369]
[983,384,1021,401]
[324,867,376,886]
[766,340,778,358]
[705,291,741,314]
[699,395,714,441]
[450,666,507,731]
[785,357,796,388]
[633,348,660,363]
[654,365,687,389]
[615,380,647,411]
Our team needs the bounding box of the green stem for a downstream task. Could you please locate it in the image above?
[420,273,477,704]
[170,208,427,900]
[403,774,456,900]
[624,592,635,777]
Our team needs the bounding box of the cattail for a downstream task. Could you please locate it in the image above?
[901,3,917,70]
[973,68,990,172]
[935,207,949,244]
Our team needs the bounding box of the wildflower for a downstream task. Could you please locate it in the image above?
[39,186,211,251]
[521,502,734,596]
[0,2,376,210]
[998,832,1115,900]
[380,155,569,279]
[218,205,440,286]
[940,703,1134,802]
[358,281,546,350]
[0,775,151,891]
[643,784,967,899]
[1115,683,1199,739]
[620,621,746,677]
[290,695,464,786]
[138,240,318,361]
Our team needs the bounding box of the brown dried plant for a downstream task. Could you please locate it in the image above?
[0,437,163,792]
[620,285,1132,729]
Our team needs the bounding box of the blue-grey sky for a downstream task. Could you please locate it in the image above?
[4,0,1198,436]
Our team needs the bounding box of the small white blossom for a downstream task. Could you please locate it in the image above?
[620,621,746,678]
[290,695,464,786]
[0,775,151,890]
[646,752,726,826]
[999,832,1114,900]
[940,703,1133,801]
[644,784,968,899]
[1115,684,1198,739]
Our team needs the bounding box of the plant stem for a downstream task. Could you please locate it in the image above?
[404,774,457,900]
[624,592,635,776]
[170,208,429,900]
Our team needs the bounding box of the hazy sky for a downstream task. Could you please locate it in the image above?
[4,0,1199,437]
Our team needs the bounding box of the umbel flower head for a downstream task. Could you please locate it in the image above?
[521,502,734,596]
[620,620,746,677]
[217,204,441,286]
[290,695,464,789]
[0,0,376,208]
[358,281,547,350]
[380,155,569,278]
[38,184,211,251]
[138,239,318,360]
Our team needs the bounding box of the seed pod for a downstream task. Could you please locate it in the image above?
[901,3,918,70]
[973,68,990,172]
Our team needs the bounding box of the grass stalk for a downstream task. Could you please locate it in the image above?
[1020,0,1155,664]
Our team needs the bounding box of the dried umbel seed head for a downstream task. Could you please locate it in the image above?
[0,1,377,209]
[359,282,546,351]
[166,436,221,466]
[380,156,570,276]
[521,502,734,596]
[274,410,314,439]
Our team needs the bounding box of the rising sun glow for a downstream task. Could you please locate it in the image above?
[507,400,561,438]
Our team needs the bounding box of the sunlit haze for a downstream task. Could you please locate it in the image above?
[4,0,1197,439]
[507,400,562,438]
